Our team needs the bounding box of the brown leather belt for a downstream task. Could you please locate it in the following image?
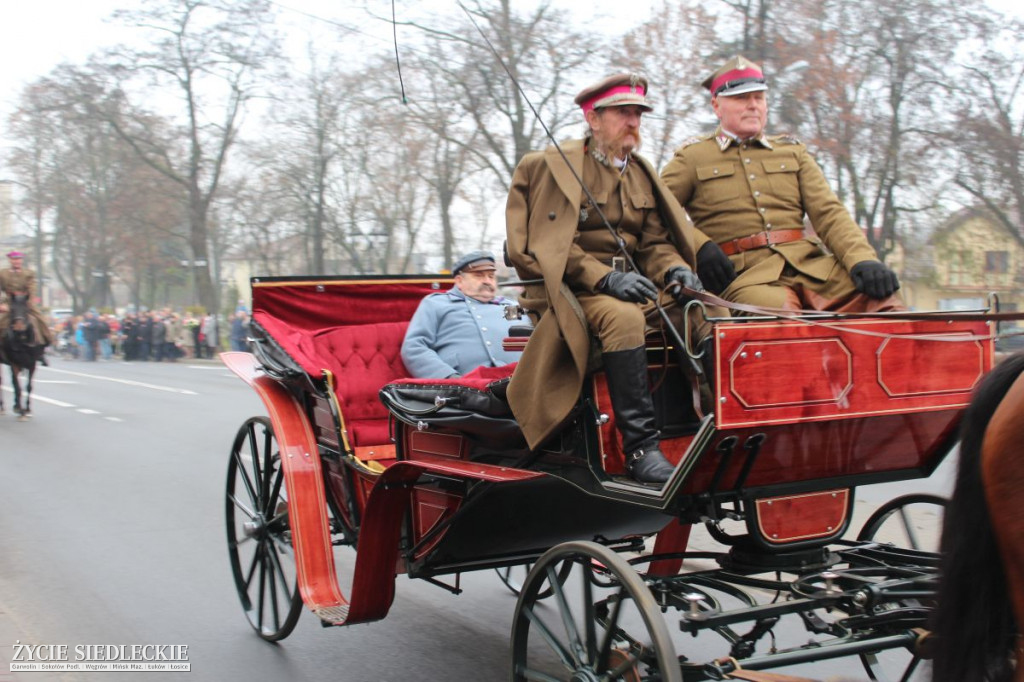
[719,229,805,256]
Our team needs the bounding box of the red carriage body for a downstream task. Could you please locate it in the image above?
[224,274,995,680]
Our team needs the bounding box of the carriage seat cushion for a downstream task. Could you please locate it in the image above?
[297,321,411,447]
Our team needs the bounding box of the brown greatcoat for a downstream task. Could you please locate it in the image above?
[505,138,700,450]
[0,266,55,346]
[661,129,882,306]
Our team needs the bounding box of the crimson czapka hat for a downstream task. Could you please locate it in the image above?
[702,55,768,97]
[574,73,653,114]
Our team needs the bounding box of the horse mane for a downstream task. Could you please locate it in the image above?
[2,294,37,361]
[932,352,1024,682]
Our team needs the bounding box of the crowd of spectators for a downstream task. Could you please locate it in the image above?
[50,308,250,362]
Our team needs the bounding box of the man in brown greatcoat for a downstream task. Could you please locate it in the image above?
[0,250,55,358]
[661,55,903,312]
[505,73,711,485]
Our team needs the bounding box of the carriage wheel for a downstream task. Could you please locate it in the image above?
[856,493,948,551]
[496,561,573,599]
[510,541,681,682]
[226,417,303,641]
[855,493,947,682]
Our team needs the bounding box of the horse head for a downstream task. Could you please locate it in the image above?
[4,293,35,345]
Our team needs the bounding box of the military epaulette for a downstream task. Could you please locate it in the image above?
[770,133,801,145]
[680,133,712,149]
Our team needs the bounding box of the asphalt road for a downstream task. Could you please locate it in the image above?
[0,356,955,682]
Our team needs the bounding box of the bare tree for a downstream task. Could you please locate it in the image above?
[947,15,1024,236]
[5,82,59,293]
[91,0,282,312]
[610,1,722,168]
[770,0,985,258]
[7,69,184,312]
[405,1,598,183]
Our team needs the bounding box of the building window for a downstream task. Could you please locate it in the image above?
[985,250,1009,274]
[948,252,970,286]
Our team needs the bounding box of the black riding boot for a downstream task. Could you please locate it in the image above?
[602,347,676,484]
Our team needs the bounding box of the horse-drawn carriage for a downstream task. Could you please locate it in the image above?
[223,274,994,681]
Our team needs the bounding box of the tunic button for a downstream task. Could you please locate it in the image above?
[754,191,761,197]
[713,169,719,175]
[481,327,487,332]
[744,158,751,164]
[766,223,773,228]
[548,212,556,220]
[759,208,766,213]
[486,341,492,346]
[780,164,786,169]
[749,174,755,180]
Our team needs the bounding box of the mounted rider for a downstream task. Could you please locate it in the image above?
[0,250,54,363]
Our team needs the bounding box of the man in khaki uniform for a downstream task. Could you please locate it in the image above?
[661,56,903,312]
[506,73,707,485]
[0,250,54,360]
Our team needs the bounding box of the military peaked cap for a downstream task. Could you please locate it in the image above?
[452,250,497,275]
[574,73,653,113]
[702,55,768,97]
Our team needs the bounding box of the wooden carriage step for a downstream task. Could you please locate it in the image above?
[314,605,351,624]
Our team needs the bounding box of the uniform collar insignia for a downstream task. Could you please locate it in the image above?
[716,130,773,151]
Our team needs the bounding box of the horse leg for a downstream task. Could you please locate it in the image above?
[22,366,33,417]
[12,366,23,417]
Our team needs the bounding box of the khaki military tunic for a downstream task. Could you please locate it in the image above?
[506,138,705,449]
[661,129,898,310]
[0,267,54,346]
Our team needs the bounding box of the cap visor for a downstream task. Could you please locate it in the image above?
[716,82,768,97]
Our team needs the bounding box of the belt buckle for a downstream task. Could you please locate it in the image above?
[612,256,626,273]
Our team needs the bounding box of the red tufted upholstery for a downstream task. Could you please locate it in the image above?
[297,322,410,448]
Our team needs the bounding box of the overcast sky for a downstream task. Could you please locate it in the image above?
[0,0,1019,139]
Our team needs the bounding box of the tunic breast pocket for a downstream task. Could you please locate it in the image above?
[628,191,656,210]
[763,158,799,195]
[696,163,739,202]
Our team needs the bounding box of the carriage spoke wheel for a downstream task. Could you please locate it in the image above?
[510,541,680,682]
[226,417,302,641]
[854,493,947,682]
[497,561,574,600]
[857,493,948,551]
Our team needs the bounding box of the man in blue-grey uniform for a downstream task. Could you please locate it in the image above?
[402,250,522,378]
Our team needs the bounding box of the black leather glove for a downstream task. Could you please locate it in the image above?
[696,241,738,295]
[850,260,900,299]
[599,271,658,303]
[665,267,704,302]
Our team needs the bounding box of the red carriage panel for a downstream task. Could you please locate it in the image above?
[753,489,850,544]
[713,318,993,429]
